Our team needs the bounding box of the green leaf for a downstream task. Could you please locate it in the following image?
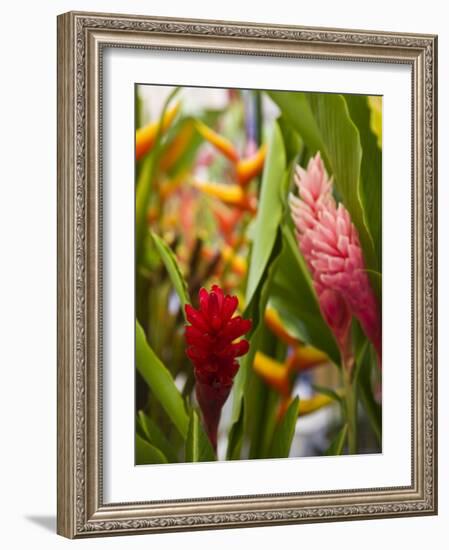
[270,224,340,364]
[137,411,178,463]
[325,424,348,456]
[246,326,281,459]
[268,396,300,458]
[136,321,189,439]
[267,92,324,161]
[357,344,382,444]
[252,383,280,459]
[185,409,216,462]
[151,231,190,317]
[344,94,382,274]
[231,232,283,424]
[136,433,168,464]
[267,91,378,274]
[277,116,303,164]
[226,402,245,460]
[231,150,291,434]
[368,96,382,148]
[364,269,382,304]
[245,121,286,307]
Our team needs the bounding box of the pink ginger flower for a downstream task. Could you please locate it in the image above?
[289,153,381,369]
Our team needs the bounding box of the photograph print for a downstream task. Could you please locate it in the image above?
[134,84,382,465]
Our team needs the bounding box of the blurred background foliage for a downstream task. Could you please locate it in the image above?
[135,85,382,465]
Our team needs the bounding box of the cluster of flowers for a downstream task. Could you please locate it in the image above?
[289,153,381,368]
[185,285,252,449]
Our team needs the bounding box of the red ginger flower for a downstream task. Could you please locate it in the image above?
[185,285,252,450]
[289,153,381,369]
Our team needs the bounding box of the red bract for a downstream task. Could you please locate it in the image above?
[185,285,252,450]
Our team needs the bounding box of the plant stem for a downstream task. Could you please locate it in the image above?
[342,367,357,455]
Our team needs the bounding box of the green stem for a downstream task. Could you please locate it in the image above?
[342,367,357,455]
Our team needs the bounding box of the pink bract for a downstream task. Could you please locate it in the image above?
[289,153,381,367]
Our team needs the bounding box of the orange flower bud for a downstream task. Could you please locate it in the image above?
[192,179,243,202]
[192,179,257,213]
[253,351,290,396]
[135,102,180,161]
[287,345,329,373]
[194,120,240,163]
[236,143,267,186]
[278,392,338,421]
[264,307,300,347]
[298,393,336,416]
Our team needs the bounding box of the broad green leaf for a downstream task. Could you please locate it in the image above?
[231,232,283,424]
[254,385,280,459]
[325,424,348,456]
[232,153,291,428]
[185,410,216,462]
[344,94,382,275]
[245,121,286,307]
[267,91,377,274]
[246,326,281,459]
[226,402,245,460]
[357,344,382,444]
[136,433,168,465]
[364,269,382,305]
[136,321,189,439]
[277,116,303,164]
[267,92,325,163]
[271,224,340,364]
[151,231,190,317]
[137,411,178,463]
[368,96,382,149]
[268,396,300,458]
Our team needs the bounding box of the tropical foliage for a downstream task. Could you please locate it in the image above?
[135,86,382,464]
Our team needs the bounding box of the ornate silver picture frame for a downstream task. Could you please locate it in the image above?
[57,11,437,538]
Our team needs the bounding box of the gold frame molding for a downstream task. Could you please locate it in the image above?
[57,11,438,538]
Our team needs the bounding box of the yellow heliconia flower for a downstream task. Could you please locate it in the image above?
[236,143,267,186]
[278,391,341,420]
[264,307,300,347]
[264,307,329,370]
[298,393,335,416]
[135,101,180,161]
[253,352,290,396]
[287,345,330,372]
[191,179,257,212]
[194,120,239,163]
[192,179,244,203]
[194,119,267,187]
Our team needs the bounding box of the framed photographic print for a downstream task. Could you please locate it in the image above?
[57,11,438,538]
